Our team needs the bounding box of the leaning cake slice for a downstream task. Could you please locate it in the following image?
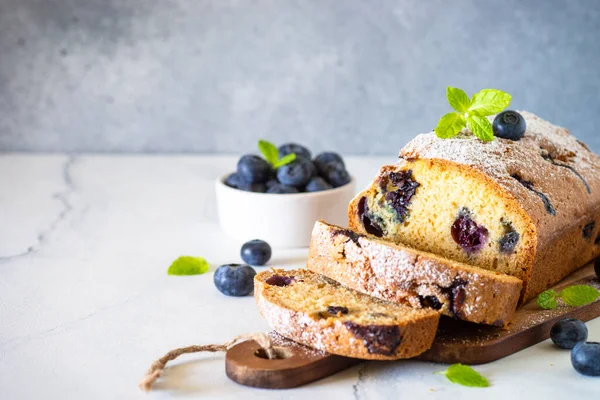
[308,220,522,326]
[254,269,439,360]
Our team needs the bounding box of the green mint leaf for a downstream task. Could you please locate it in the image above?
[168,256,209,276]
[273,153,296,169]
[258,139,279,167]
[468,89,511,116]
[434,112,467,139]
[438,364,489,388]
[467,114,494,142]
[446,87,471,113]
[537,289,558,310]
[560,285,600,307]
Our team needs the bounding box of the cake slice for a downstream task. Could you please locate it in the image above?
[254,269,439,360]
[348,111,600,302]
[308,221,522,326]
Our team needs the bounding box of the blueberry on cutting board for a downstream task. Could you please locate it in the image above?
[241,239,272,266]
[214,264,256,296]
[550,318,588,349]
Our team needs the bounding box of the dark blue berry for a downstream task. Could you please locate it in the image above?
[237,155,273,184]
[237,182,266,193]
[571,342,600,376]
[276,158,313,187]
[266,183,298,194]
[314,152,345,174]
[451,208,489,254]
[321,163,351,187]
[224,173,242,188]
[493,111,526,141]
[550,318,588,349]
[240,239,272,266]
[594,258,600,278]
[499,224,520,254]
[213,264,256,296]
[278,143,312,160]
[265,179,279,189]
[384,170,420,222]
[305,177,333,192]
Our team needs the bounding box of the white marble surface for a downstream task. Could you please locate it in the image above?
[0,154,599,399]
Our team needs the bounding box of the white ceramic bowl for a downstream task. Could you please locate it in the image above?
[215,176,357,248]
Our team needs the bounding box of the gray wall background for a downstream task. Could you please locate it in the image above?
[1,0,599,154]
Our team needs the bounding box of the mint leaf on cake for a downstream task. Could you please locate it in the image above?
[434,87,512,142]
[437,364,490,387]
[168,256,210,276]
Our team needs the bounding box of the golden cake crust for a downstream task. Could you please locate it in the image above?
[254,269,439,360]
[308,220,522,326]
[348,111,600,302]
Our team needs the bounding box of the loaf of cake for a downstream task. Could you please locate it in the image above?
[254,269,439,360]
[307,220,522,326]
[348,111,600,302]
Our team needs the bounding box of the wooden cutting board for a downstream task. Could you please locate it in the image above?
[226,263,600,389]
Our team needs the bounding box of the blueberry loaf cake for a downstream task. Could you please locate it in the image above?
[307,220,522,326]
[254,269,439,360]
[348,111,600,302]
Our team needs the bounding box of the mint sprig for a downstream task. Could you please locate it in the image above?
[436,364,489,388]
[258,140,296,169]
[167,256,210,276]
[537,285,599,310]
[434,87,512,142]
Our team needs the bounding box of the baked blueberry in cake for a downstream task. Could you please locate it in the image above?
[348,111,600,302]
[254,269,439,360]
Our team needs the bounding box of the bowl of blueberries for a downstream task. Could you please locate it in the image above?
[216,141,356,248]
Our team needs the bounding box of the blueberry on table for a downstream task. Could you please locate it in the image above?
[276,158,313,187]
[550,318,588,349]
[240,239,272,266]
[305,177,333,192]
[314,152,345,174]
[492,111,526,141]
[278,143,312,160]
[321,163,351,187]
[237,155,273,184]
[224,173,241,188]
[237,182,266,193]
[571,342,600,376]
[214,264,256,296]
[266,183,299,194]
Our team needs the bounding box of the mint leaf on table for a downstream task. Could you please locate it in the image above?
[258,139,296,169]
[560,285,599,307]
[434,112,467,138]
[167,256,210,276]
[467,114,494,142]
[537,289,558,310]
[437,364,489,388]
[446,87,471,113]
[434,87,511,141]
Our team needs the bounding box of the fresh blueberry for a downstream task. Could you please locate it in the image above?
[278,143,312,160]
[237,155,273,184]
[305,177,333,192]
[224,173,241,188]
[237,182,266,193]
[314,152,345,174]
[265,179,279,189]
[305,160,318,178]
[240,239,272,266]
[493,111,526,141]
[571,342,600,376]
[213,264,256,296]
[321,163,351,187]
[550,318,588,349]
[594,258,600,279]
[276,158,313,187]
[266,183,299,194]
